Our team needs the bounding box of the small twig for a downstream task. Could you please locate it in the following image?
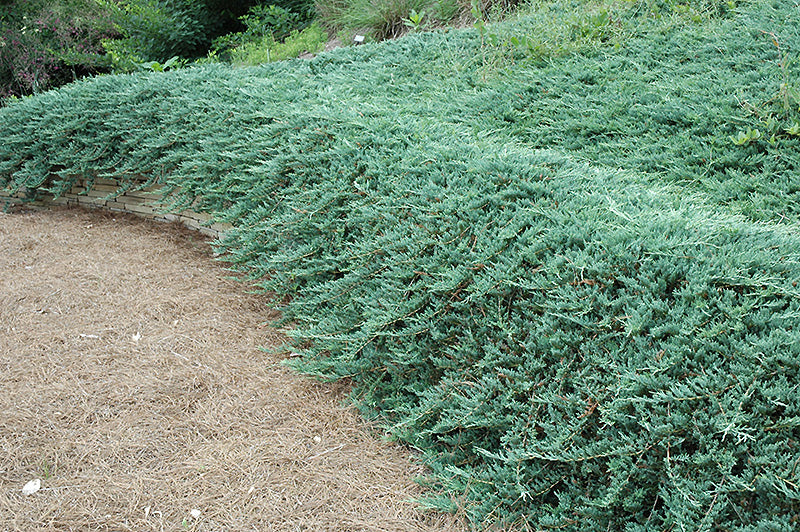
[307,444,345,461]
[170,350,190,362]
[697,491,719,531]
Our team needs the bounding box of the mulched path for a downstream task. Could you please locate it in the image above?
[0,207,465,532]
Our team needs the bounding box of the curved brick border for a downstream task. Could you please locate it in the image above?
[1,177,230,236]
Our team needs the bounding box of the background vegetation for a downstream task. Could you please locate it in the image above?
[0,0,115,99]
[2,0,800,530]
[0,0,278,99]
[0,0,477,102]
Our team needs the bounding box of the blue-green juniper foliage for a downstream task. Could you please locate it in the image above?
[1,1,799,529]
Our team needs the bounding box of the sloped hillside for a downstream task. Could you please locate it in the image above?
[2,1,800,529]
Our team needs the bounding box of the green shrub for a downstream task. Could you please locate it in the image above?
[98,0,209,70]
[239,3,303,42]
[226,23,327,65]
[210,2,316,63]
[0,0,116,101]
[98,0,266,71]
[2,1,800,529]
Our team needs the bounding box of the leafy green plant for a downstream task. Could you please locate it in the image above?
[139,55,184,71]
[403,8,426,31]
[226,23,326,65]
[98,0,261,71]
[98,0,201,68]
[238,4,302,42]
[470,0,486,38]
[729,127,760,145]
[570,8,616,41]
[728,31,800,149]
[765,32,800,116]
[471,0,502,74]
[210,3,311,63]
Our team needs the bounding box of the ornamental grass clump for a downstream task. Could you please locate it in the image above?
[1,1,799,529]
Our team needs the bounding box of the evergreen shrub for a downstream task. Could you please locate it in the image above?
[1,2,800,529]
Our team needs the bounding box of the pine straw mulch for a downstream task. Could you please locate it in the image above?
[0,207,468,532]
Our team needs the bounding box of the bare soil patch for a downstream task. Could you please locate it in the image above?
[0,207,466,531]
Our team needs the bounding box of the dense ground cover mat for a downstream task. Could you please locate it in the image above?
[479,0,800,225]
[2,1,800,529]
[214,137,800,529]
